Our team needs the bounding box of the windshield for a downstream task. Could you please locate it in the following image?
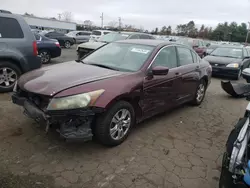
[67,31,77,36]
[91,30,101,36]
[83,43,154,72]
[98,33,129,43]
[210,47,243,58]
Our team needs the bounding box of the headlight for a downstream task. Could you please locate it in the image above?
[47,89,105,110]
[226,63,239,68]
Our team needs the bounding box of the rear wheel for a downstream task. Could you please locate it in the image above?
[0,61,21,92]
[64,41,71,49]
[192,79,207,105]
[39,50,51,64]
[94,101,135,146]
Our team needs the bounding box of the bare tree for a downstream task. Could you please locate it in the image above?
[61,11,73,22]
[83,20,93,27]
[108,21,118,28]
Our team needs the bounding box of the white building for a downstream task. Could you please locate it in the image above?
[21,15,77,33]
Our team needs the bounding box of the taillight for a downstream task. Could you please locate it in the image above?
[33,41,38,56]
[55,42,60,47]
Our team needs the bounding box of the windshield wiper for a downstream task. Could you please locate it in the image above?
[89,63,119,71]
[75,59,84,63]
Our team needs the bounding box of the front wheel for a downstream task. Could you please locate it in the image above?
[64,41,71,49]
[94,101,135,146]
[192,79,207,105]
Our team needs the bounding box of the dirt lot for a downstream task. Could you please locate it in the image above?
[0,47,248,188]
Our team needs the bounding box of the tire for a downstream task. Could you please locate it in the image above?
[39,50,51,64]
[192,79,207,105]
[94,101,135,146]
[219,118,247,188]
[64,41,71,49]
[0,61,21,92]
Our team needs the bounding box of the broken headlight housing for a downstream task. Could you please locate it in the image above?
[47,89,105,110]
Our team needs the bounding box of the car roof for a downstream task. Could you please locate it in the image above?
[115,39,175,47]
[216,45,244,49]
[93,30,111,32]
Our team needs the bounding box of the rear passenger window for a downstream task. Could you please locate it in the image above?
[177,47,193,66]
[152,46,178,69]
[0,17,24,38]
[139,35,150,39]
[129,35,140,39]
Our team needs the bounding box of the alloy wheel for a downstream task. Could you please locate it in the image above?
[0,67,17,88]
[196,83,205,102]
[65,41,70,48]
[110,109,131,140]
[40,51,50,63]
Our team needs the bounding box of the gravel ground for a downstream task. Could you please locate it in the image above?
[0,47,248,188]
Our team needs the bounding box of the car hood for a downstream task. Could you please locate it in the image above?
[18,61,124,96]
[77,41,107,50]
[203,55,242,65]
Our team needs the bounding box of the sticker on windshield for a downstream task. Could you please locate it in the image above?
[232,49,242,52]
[122,34,129,37]
[131,48,150,54]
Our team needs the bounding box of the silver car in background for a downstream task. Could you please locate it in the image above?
[66,31,91,44]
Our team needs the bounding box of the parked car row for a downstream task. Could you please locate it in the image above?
[77,31,156,59]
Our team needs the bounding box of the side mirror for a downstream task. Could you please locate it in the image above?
[152,66,169,76]
[244,56,250,60]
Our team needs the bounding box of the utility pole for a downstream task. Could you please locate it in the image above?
[118,17,122,31]
[245,22,250,44]
[58,13,61,20]
[100,13,104,28]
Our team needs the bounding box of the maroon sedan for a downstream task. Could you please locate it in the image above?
[12,40,212,146]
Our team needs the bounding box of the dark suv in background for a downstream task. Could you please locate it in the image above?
[0,11,41,92]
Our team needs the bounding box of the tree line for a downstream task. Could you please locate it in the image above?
[152,21,249,42]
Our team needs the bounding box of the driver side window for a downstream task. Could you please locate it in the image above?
[152,46,177,69]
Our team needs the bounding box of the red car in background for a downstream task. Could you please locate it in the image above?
[177,38,208,58]
[187,38,208,58]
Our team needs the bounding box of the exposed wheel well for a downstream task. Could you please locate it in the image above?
[201,76,208,88]
[0,58,23,73]
[106,96,142,120]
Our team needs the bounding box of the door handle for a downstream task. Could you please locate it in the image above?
[175,72,181,76]
[195,66,200,70]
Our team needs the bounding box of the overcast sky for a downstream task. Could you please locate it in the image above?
[2,0,250,30]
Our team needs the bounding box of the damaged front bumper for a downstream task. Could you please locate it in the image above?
[12,93,104,141]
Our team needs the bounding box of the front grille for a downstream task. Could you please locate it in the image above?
[209,62,226,67]
[78,48,94,58]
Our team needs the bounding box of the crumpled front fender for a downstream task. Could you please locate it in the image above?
[221,81,250,98]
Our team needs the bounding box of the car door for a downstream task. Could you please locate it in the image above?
[242,48,250,69]
[142,46,182,118]
[176,46,201,103]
